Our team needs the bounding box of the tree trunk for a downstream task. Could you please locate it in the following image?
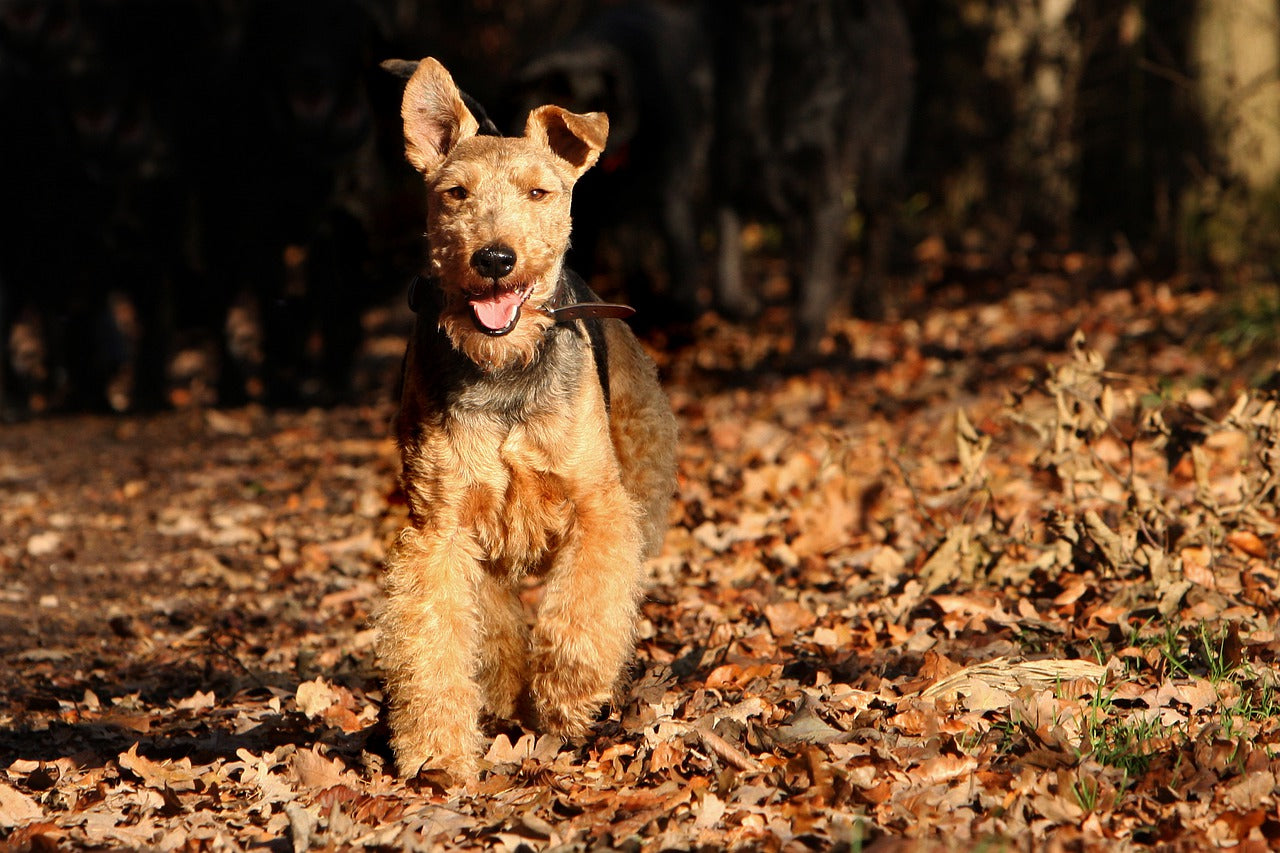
[986,0,1083,238]
[1191,0,1280,192]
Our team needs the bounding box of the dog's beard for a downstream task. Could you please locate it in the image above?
[440,288,554,371]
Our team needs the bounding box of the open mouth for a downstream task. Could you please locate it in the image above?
[468,281,533,336]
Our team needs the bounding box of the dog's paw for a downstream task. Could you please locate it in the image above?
[478,665,524,722]
[524,670,611,738]
[392,733,482,782]
[388,705,484,782]
[529,701,600,738]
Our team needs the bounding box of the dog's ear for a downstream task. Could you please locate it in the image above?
[400,57,479,174]
[524,106,609,180]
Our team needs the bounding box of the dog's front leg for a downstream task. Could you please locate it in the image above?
[526,487,644,736]
[377,525,485,779]
[474,570,529,720]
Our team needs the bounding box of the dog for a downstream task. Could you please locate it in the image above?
[375,58,677,780]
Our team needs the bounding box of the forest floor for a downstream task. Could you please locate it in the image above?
[4,257,1280,850]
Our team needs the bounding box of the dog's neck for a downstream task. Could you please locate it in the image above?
[407,266,624,410]
[409,302,586,422]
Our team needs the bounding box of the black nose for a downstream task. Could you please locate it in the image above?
[470,244,516,279]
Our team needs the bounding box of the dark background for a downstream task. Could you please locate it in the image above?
[0,0,1228,414]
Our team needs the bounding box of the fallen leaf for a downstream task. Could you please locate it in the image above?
[174,690,216,712]
[921,657,1106,704]
[295,678,340,718]
[1227,530,1268,558]
[914,753,978,786]
[286,802,320,852]
[117,744,200,792]
[290,747,346,790]
[764,600,817,637]
[484,733,536,767]
[0,781,42,827]
[695,792,727,830]
[1181,546,1215,589]
[693,725,760,772]
[26,532,61,557]
[1222,771,1275,811]
[775,699,845,745]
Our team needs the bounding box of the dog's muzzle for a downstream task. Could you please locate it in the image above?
[468,280,532,336]
[466,245,526,335]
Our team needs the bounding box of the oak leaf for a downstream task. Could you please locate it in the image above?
[0,781,42,828]
[117,743,201,792]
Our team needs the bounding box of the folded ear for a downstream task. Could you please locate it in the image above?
[524,105,609,180]
[400,57,479,174]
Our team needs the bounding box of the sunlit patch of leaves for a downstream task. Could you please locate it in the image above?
[6,280,1280,848]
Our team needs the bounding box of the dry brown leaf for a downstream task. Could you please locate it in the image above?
[484,733,536,767]
[774,697,845,745]
[920,657,1107,705]
[692,725,760,772]
[955,409,991,486]
[919,525,972,594]
[791,478,858,557]
[811,624,852,648]
[1222,771,1275,811]
[764,600,817,637]
[1081,511,1127,571]
[173,690,216,712]
[694,791,727,830]
[1181,546,1215,589]
[1227,530,1268,558]
[295,678,340,718]
[1146,679,1219,719]
[917,650,961,682]
[290,747,346,790]
[914,754,978,787]
[117,744,201,792]
[0,781,42,828]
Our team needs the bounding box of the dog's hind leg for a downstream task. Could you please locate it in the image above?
[603,322,678,559]
[377,526,486,778]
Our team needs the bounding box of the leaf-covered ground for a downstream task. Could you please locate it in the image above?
[4,267,1280,850]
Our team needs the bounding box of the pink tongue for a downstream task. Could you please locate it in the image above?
[469,288,524,331]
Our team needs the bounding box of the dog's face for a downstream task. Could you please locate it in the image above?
[426,136,575,334]
[397,58,608,370]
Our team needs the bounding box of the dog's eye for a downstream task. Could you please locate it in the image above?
[528,188,549,201]
[444,186,469,201]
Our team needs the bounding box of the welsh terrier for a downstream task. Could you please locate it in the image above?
[376,57,677,780]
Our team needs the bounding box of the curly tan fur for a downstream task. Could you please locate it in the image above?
[376,57,677,780]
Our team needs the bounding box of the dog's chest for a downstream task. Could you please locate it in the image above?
[441,413,578,575]
[401,326,603,573]
[473,457,572,575]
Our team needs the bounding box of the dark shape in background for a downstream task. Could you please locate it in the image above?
[708,0,913,354]
[511,1,713,325]
[0,0,389,415]
[197,0,382,408]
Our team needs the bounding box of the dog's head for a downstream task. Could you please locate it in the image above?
[395,57,608,370]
